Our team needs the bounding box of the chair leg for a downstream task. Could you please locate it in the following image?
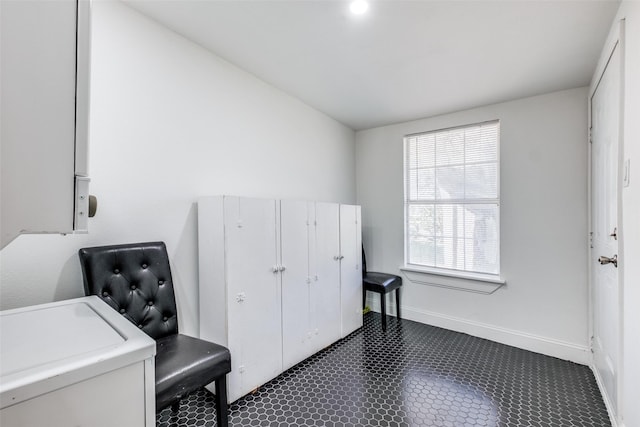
[215,375,229,427]
[380,291,387,331]
[362,287,367,309]
[171,401,180,413]
[396,288,401,320]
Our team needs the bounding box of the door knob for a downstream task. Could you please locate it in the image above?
[598,255,617,267]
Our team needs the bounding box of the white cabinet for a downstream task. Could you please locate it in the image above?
[198,196,283,403]
[339,204,363,337]
[198,196,362,402]
[280,201,342,370]
[0,0,91,248]
[313,203,343,348]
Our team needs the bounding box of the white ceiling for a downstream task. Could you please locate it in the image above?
[124,0,620,130]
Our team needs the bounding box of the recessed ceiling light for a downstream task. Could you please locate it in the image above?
[350,0,369,15]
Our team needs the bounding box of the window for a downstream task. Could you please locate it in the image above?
[404,120,500,276]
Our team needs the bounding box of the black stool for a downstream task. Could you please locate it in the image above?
[362,247,402,331]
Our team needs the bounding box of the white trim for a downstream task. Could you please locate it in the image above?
[400,266,504,294]
[591,363,620,427]
[400,304,591,365]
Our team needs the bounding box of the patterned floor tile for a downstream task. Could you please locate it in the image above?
[157,313,610,427]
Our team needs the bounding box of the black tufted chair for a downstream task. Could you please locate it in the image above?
[362,246,402,331]
[78,242,231,426]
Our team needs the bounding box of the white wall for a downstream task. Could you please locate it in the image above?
[0,1,356,336]
[356,87,589,363]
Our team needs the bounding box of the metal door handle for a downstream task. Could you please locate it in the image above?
[598,255,617,268]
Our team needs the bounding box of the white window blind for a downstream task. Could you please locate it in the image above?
[404,120,500,275]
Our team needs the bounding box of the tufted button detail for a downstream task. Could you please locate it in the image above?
[158,280,164,285]
[114,268,120,274]
[163,316,168,321]
[148,301,154,306]
[130,284,136,290]
[120,308,126,314]
[138,324,143,328]
[102,291,108,297]
[142,263,148,269]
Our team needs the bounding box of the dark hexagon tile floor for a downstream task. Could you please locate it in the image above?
[157,312,611,427]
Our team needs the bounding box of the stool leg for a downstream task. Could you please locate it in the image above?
[215,375,229,427]
[396,288,401,320]
[380,292,387,331]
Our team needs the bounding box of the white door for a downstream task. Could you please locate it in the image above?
[340,205,363,337]
[280,200,312,370]
[312,202,342,350]
[224,197,282,400]
[591,42,621,413]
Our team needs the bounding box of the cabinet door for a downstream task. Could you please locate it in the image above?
[339,205,363,338]
[280,200,312,370]
[312,202,341,350]
[224,197,281,400]
[1,0,90,247]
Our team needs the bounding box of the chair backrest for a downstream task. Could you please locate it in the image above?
[78,241,178,340]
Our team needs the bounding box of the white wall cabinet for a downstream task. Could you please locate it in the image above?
[0,0,91,249]
[198,196,361,402]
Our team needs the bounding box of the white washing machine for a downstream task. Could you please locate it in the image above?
[0,296,156,427]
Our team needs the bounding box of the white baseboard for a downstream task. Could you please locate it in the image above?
[590,363,619,427]
[365,296,590,365]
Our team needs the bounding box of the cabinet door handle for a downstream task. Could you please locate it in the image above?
[339,255,345,260]
[272,265,279,273]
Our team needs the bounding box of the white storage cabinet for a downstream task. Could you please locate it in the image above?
[198,196,362,402]
[280,200,343,370]
[198,196,283,403]
[339,204,363,338]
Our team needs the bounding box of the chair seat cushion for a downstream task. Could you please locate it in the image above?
[363,272,402,294]
[155,334,231,410]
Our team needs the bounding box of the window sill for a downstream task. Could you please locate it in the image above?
[399,266,505,294]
